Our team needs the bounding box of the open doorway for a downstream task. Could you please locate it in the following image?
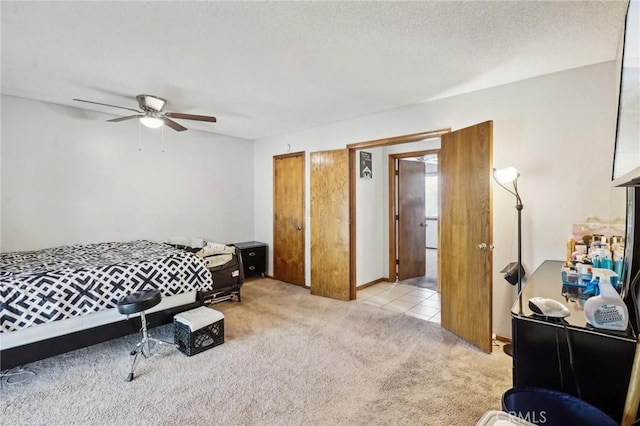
[354,144,442,324]
[348,123,493,352]
[390,151,440,292]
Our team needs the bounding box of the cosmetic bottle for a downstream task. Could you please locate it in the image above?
[566,235,575,263]
[584,269,628,331]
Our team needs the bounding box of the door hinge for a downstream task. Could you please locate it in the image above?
[395,259,400,265]
[395,215,399,221]
[395,170,399,176]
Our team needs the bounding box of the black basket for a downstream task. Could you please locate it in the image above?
[174,317,224,356]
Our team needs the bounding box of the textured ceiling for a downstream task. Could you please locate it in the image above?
[1,1,628,140]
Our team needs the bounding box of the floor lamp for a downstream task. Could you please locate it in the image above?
[493,167,523,357]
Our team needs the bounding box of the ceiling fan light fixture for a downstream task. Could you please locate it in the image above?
[73,94,216,132]
[139,116,164,129]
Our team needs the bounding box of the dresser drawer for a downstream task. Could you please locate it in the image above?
[232,241,267,278]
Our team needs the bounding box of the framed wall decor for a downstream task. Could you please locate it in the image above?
[360,151,372,179]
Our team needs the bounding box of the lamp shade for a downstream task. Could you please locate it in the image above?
[139,116,164,129]
[494,167,519,184]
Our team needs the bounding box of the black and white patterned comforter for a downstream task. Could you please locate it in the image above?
[0,240,213,332]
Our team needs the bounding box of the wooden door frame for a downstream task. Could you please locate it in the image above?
[273,151,306,285]
[389,149,440,283]
[346,128,450,298]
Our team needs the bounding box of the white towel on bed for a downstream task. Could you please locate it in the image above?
[166,236,206,248]
[196,242,236,257]
[201,254,233,268]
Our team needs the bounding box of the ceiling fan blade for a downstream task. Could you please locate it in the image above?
[73,98,141,113]
[165,112,217,122]
[162,118,188,132]
[107,115,142,122]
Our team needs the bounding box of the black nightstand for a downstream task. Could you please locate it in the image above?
[232,241,267,278]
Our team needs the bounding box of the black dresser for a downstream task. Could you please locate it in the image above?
[232,241,267,278]
[511,260,638,422]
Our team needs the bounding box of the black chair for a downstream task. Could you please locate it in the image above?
[117,289,172,382]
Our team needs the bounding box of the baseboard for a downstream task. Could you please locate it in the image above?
[357,277,389,290]
[495,334,512,344]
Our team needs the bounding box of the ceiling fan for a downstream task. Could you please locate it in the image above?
[73,94,216,132]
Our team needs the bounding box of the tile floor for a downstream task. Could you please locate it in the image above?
[357,281,441,324]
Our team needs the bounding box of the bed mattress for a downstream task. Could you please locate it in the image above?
[0,240,213,333]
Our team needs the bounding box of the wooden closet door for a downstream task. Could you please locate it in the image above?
[273,152,305,286]
[310,149,351,300]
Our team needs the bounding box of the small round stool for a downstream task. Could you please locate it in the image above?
[117,289,170,382]
[118,289,162,315]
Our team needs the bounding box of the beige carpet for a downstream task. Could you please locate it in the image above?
[1,278,512,425]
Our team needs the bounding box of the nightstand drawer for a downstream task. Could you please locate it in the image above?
[242,247,265,272]
[232,241,267,278]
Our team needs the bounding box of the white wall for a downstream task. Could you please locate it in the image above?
[355,147,385,286]
[1,95,255,251]
[254,62,626,338]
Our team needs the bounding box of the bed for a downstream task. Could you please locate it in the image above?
[0,240,214,369]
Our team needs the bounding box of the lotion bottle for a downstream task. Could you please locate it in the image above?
[584,269,628,331]
[566,235,576,264]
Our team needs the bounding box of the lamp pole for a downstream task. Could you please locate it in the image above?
[493,167,523,358]
[514,177,523,315]
[516,201,523,315]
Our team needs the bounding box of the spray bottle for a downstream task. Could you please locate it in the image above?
[584,268,628,331]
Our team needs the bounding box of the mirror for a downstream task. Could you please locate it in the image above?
[612,0,639,184]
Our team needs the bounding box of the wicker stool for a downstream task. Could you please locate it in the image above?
[117,289,172,382]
